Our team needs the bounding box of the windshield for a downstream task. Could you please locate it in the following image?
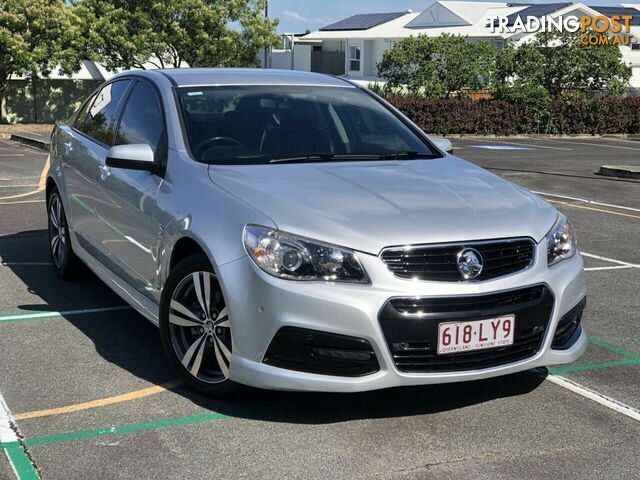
[177,85,440,164]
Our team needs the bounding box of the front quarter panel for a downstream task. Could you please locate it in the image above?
[156,150,276,288]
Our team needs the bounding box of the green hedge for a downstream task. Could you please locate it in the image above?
[387,96,640,135]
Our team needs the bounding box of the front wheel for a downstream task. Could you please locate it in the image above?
[159,255,238,397]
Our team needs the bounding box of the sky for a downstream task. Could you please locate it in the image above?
[269,0,634,33]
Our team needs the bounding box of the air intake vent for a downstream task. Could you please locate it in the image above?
[379,285,554,373]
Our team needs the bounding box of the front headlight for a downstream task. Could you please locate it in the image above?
[243,225,369,283]
[546,214,577,266]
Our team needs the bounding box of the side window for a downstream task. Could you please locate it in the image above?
[74,93,97,129]
[115,81,166,161]
[79,80,130,146]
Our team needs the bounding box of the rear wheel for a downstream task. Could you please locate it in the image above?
[47,187,82,279]
[159,255,237,396]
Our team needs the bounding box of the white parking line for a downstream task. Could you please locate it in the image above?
[0,392,25,480]
[581,252,640,268]
[546,375,640,422]
[0,392,18,447]
[544,138,640,151]
[533,191,640,214]
[584,266,633,272]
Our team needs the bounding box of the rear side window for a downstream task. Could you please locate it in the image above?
[114,81,166,161]
[79,80,130,146]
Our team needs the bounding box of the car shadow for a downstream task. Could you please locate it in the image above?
[2,229,547,425]
[178,370,546,424]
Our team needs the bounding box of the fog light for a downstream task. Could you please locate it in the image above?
[310,347,372,362]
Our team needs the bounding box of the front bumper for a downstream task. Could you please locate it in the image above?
[218,244,587,392]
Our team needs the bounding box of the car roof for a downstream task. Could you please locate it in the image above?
[116,68,356,88]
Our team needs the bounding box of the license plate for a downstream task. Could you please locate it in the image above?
[437,315,515,355]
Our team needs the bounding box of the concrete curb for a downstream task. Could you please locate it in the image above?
[597,165,640,180]
[9,134,50,152]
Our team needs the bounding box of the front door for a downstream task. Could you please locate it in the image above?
[93,80,167,301]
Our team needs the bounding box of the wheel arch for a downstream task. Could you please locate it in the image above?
[45,176,57,204]
[168,236,209,273]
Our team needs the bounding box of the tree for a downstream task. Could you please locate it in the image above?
[77,0,280,71]
[377,34,497,98]
[496,30,632,98]
[0,0,86,123]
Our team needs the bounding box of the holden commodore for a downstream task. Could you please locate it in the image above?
[47,69,586,396]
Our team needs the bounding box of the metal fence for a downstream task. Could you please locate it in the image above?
[4,78,102,124]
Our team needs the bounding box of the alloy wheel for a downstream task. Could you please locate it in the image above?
[168,271,231,383]
[48,194,67,268]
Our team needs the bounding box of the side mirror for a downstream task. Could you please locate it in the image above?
[106,144,161,174]
[431,137,453,154]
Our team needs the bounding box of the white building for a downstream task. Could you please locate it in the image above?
[281,1,640,88]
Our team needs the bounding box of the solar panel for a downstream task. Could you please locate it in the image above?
[506,3,572,26]
[592,6,640,26]
[320,12,406,31]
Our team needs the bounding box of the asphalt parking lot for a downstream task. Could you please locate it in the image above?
[0,135,639,479]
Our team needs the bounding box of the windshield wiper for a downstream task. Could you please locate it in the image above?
[269,151,439,164]
[383,151,440,160]
[270,153,384,164]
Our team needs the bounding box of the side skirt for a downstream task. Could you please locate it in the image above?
[73,234,160,326]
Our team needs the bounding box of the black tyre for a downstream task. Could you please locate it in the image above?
[159,254,238,397]
[47,187,83,280]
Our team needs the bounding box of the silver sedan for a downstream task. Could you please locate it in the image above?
[47,68,587,396]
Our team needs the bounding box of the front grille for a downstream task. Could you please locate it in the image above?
[380,238,535,282]
[378,285,554,373]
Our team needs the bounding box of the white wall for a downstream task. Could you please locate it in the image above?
[630,66,640,89]
[294,45,312,71]
[269,44,312,71]
[322,40,344,52]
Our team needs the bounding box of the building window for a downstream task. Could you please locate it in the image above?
[632,43,640,51]
[349,44,361,72]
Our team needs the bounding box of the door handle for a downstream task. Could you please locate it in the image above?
[99,164,111,180]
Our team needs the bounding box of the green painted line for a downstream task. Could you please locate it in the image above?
[0,306,130,325]
[0,411,229,450]
[4,444,40,480]
[549,357,640,375]
[588,336,640,360]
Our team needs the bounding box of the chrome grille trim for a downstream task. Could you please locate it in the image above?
[380,237,537,282]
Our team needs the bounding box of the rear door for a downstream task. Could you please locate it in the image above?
[63,80,132,252]
[93,80,167,300]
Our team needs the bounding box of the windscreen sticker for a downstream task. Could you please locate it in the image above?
[90,84,112,116]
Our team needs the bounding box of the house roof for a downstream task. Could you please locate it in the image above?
[592,6,640,25]
[433,1,508,25]
[506,3,571,26]
[320,12,408,31]
[306,12,420,39]
[305,1,640,42]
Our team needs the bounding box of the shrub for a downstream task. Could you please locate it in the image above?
[387,96,640,135]
[378,34,497,99]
